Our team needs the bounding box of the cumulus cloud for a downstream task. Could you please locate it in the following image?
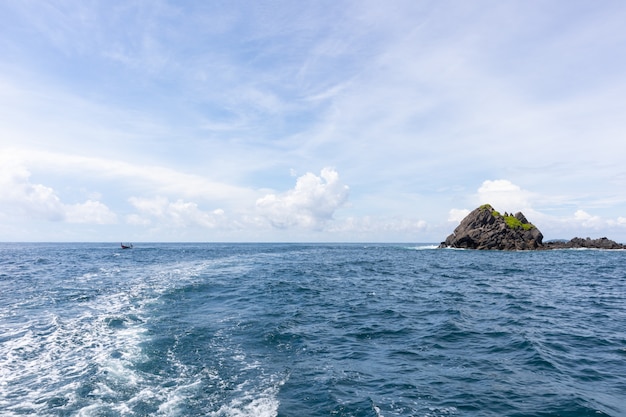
[256,167,349,229]
[447,179,534,226]
[448,208,470,222]
[0,159,116,224]
[65,200,117,224]
[532,208,626,240]
[561,209,625,232]
[476,179,534,211]
[573,209,603,227]
[128,196,225,228]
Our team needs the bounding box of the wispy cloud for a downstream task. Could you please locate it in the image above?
[3,149,257,205]
[1,1,626,241]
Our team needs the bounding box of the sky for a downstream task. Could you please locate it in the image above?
[1,0,625,242]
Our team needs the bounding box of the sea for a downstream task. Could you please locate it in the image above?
[1,243,625,417]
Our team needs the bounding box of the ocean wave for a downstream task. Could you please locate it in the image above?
[405,244,440,250]
[2,243,626,416]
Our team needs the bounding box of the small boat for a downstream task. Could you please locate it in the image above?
[121,243,133,249]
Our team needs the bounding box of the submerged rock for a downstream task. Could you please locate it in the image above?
[439,204,625,250]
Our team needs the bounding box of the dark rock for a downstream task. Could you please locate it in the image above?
[439,204,625,250]
[542,236,625,250]
[439,204,542,250]
[514,212,528,223]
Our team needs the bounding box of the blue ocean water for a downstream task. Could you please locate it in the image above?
[1,243,625,417]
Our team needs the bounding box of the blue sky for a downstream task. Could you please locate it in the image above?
[1,0,625,242]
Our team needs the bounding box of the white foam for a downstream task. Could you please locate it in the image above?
[425,406,458,416]
[209,385,281,417]
[0,280,151,415]
[75,402,107,417]
[156,378,203,415]
[1,253,264,416]
[406,244,440,250]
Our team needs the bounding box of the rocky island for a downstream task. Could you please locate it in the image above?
[439,204,625,250]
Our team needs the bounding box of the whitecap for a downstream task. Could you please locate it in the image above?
[406,244,440,250]
[209,385,281,417]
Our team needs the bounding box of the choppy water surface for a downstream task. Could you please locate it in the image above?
[1,243,625,416]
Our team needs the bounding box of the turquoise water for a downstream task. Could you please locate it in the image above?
[1,243,625,416]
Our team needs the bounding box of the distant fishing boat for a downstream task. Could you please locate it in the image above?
[121,243,133,249]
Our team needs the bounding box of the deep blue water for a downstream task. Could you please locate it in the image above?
[1,243,625,417]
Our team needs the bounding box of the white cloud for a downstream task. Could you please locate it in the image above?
[574,209,596,221]
[256,167,349,229]
[1,2,626,242]
[448,208,470,223]
[476,179,534,212]
[65,200,117,224]
[443,179,626,241]
[0,158,116,224]
[508,206,626,241]
[0,160,61,220]
[128,196,225,229]
[537,207,620,230]
[570,209,607,229]
[3,148,257,204]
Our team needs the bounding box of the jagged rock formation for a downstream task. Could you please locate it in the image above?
[439,204,625,250]
[439,204,543,250]
[543,237,625,250]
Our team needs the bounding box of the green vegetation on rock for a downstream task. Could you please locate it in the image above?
[480,204,501,216]
[481,203,535,230]
[503,214,535,230]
